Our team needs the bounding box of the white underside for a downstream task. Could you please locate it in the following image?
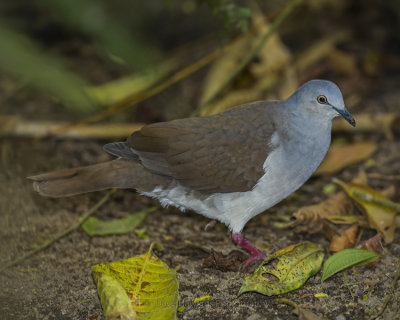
[140,125,331,233]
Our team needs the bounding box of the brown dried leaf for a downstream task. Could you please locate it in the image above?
[358,233,384,255]
[315,142,377,175]
[200,8,293,116]
[329,224,358,252]
[334,179,398,243]
[290,170,369,233]
[290,192,355,233]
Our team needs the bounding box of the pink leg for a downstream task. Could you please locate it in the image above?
[232,233,266,266]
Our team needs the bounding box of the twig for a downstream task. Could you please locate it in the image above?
[371,260,400,319]
[0,189,116,273]
[0,115,144,139]
[193,0,304,116]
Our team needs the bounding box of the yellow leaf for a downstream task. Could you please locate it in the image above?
[314,293,329,298]
[92,243,179,320]
[315,142,376,175]
[199,8,293,116]
[334,179,398,243]
[86,61,177,107]
[193,296,211,303]
[239,242,324,296]
[93,273,137,320]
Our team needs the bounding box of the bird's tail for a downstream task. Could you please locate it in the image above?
[28,159,138,197]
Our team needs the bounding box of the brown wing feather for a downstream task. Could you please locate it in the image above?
[128,102,279,193]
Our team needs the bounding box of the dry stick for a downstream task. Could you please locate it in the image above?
[372,261,400,320]
[193,0,304,116]
[0,189,116,273]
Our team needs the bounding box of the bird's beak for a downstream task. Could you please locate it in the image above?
[332,106,356,127]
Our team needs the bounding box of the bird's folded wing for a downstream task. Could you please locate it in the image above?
[128,102,279,194]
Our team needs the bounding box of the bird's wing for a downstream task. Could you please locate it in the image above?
[127,102,279,194]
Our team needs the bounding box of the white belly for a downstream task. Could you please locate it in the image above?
[140,130,331,233]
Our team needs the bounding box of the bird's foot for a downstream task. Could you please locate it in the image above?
[232,233,267,267]
[204,220,217,231]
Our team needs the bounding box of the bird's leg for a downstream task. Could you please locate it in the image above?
[232,233,266,266]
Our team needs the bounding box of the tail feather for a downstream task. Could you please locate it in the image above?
[28,160,138,197]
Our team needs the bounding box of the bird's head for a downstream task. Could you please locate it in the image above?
[289,79,356,127]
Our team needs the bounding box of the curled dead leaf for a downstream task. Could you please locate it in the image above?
[358,233,384,255]
[329,224,358,252]
[289,191,356,234]
[334,179,398,243]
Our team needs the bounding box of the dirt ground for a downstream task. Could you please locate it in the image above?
[1,102,400,320]
[1,1,400,319]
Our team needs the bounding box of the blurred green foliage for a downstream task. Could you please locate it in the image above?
[197,0,252,33]
[0,0,251,115]
[0,25,95,114]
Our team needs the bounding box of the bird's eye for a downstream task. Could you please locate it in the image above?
[317,95,327,104]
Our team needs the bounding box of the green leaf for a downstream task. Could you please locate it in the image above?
[93,273,137,320]
[239,242,324,296]
[323,183,337,195]
[321,248,380,283]
[92,243,179,320]
[135,228,148,239]
[82,210,147,236]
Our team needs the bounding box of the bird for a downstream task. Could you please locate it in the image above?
[29,79,355,266]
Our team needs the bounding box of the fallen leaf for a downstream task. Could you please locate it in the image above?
[289,170,369,234]
[314,292,328,298]
[358,233,384,255]
[193,296,211,303]
[321,248,380,283]
[92,243,179,320]
[85,60,177,107]
[323,183,337,195]
[315,141,376,175]
[135,228,148,239]
[295,307,324,320]
[199,7,293,116]
[334,179,398,242]
[329,224,358,252]
[82,209,149,236]
[92,273,137,320]
[275,298,324,320]
[289,192,357,234]
[239,242,324,296]
[177,306,186,313]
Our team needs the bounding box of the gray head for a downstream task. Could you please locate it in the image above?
[288,79,355,126]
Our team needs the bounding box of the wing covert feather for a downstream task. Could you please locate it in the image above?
[128,102,279,193]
